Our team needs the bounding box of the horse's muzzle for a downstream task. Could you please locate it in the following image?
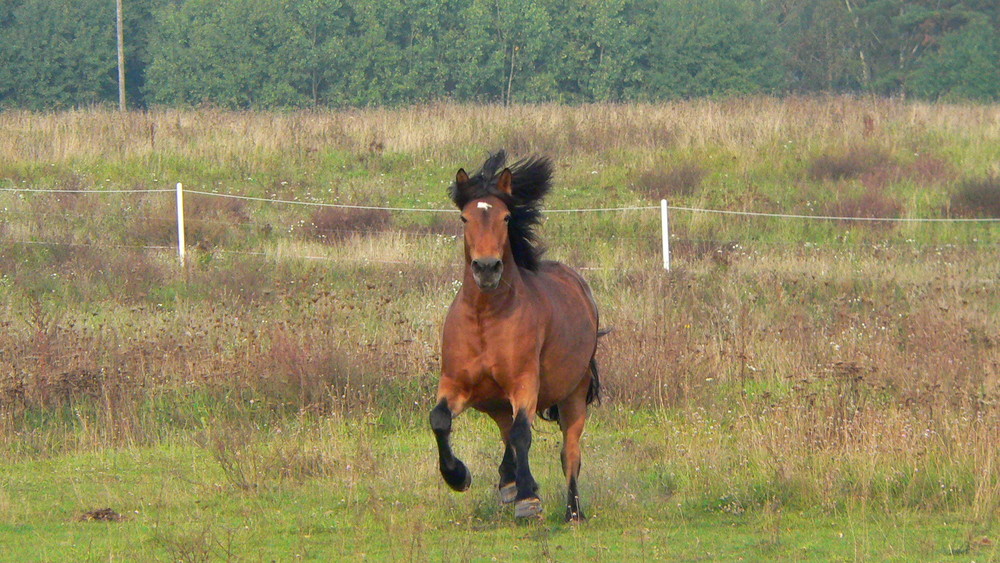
[471,257,503,290]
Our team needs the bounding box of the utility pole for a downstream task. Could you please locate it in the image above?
[116,0,125,110]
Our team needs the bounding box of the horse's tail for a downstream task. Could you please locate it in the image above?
[585,358,602,406]
[539,328,610,422]
[586,328,611,406]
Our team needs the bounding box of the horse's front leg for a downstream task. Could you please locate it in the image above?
[430,394,471,492]
[488,410,518,504]
[508,385,542,518]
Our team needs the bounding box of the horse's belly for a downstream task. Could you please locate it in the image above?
[537,356,591,408]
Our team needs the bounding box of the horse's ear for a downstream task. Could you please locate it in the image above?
[449,168,471,208]
[497,168,513,196]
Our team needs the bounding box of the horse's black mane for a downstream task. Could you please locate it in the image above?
[448,150,552,271]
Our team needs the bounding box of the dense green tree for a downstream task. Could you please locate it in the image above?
[488,0,554,104]
[146,0,336,108]
[291,0,349,106]
[766,0,1000,97]
[870,1,983,95]
[539,0,643,102]
[338,0,410,105]
[907,18,1000,101]
[644,0,784,99]
[1,0,997,109]
[394,0,474,102]
[438,1,508,102]
[0,1,18,103]
[121,0,172,107]
[0,0,118,109]
[769,0,861,93]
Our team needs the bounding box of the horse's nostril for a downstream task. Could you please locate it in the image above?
[473,258,502,273]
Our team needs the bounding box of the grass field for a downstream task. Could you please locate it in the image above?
[1,98,998,560]
[3,413,998,560]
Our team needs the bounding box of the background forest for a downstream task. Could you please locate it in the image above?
[1,0,998,110]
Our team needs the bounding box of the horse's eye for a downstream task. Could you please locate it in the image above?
[460,216,468,223]
[503,215,511,223]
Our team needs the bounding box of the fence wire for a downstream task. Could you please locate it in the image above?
[4,185,1000,221]
[1,186,997,268]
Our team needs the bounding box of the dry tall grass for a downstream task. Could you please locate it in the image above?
[2,97,998,165]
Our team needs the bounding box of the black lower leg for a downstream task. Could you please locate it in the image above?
[509,409,539,501]
[430,399,470,491]
[565,476,584,521]
[499,442,516,487]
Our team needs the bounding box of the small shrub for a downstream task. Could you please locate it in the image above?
[198,257,275,304]
[184,195,250,249]
[63,246,167,301]
[504,113,674,157]
[125,198,175,247]
[307,206,392,243]
[951,176,1000,218]
[126,193,249,249]
[48,368,104,404]
[859,165,903,191]
[258,326,362,413]
[635,161,707,200]
[395,213,461,237]
[860,153,957,191]
[0,370,26,412]
[808,145,892,181]
[823,191,903,222]
[905,154,956,186]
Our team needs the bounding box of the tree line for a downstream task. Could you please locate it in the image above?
[1,0,997,110]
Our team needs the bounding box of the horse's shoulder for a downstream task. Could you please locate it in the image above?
[536,259,570,274]
[536,260,586,283]
[530,261,593,301]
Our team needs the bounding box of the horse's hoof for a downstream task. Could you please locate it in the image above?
[514,497,543,519]
[442,460,471,492]
[456,469,471,492]
[499,483,517,504]
[565,510,586,523]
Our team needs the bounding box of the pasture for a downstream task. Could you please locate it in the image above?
[1,98,998,560]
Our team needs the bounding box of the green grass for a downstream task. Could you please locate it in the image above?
[2,411,997,561]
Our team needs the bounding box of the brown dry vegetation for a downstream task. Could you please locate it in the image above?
[952,175,1000,218]
[635,160,707,200]
[307,206,393,243]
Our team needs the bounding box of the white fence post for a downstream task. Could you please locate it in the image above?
[661,199,670,271]
[176,182,186,266]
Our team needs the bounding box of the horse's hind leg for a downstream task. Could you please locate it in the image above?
[430,396,471,492]
[559,385,589,522]
[487,410,517,504]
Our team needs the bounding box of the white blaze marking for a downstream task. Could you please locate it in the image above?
[477,201,492,210]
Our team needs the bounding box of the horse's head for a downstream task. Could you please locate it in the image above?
[448,150,552,290]
[455,167,513,291]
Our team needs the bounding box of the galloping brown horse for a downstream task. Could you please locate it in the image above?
[431,151,603,521]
